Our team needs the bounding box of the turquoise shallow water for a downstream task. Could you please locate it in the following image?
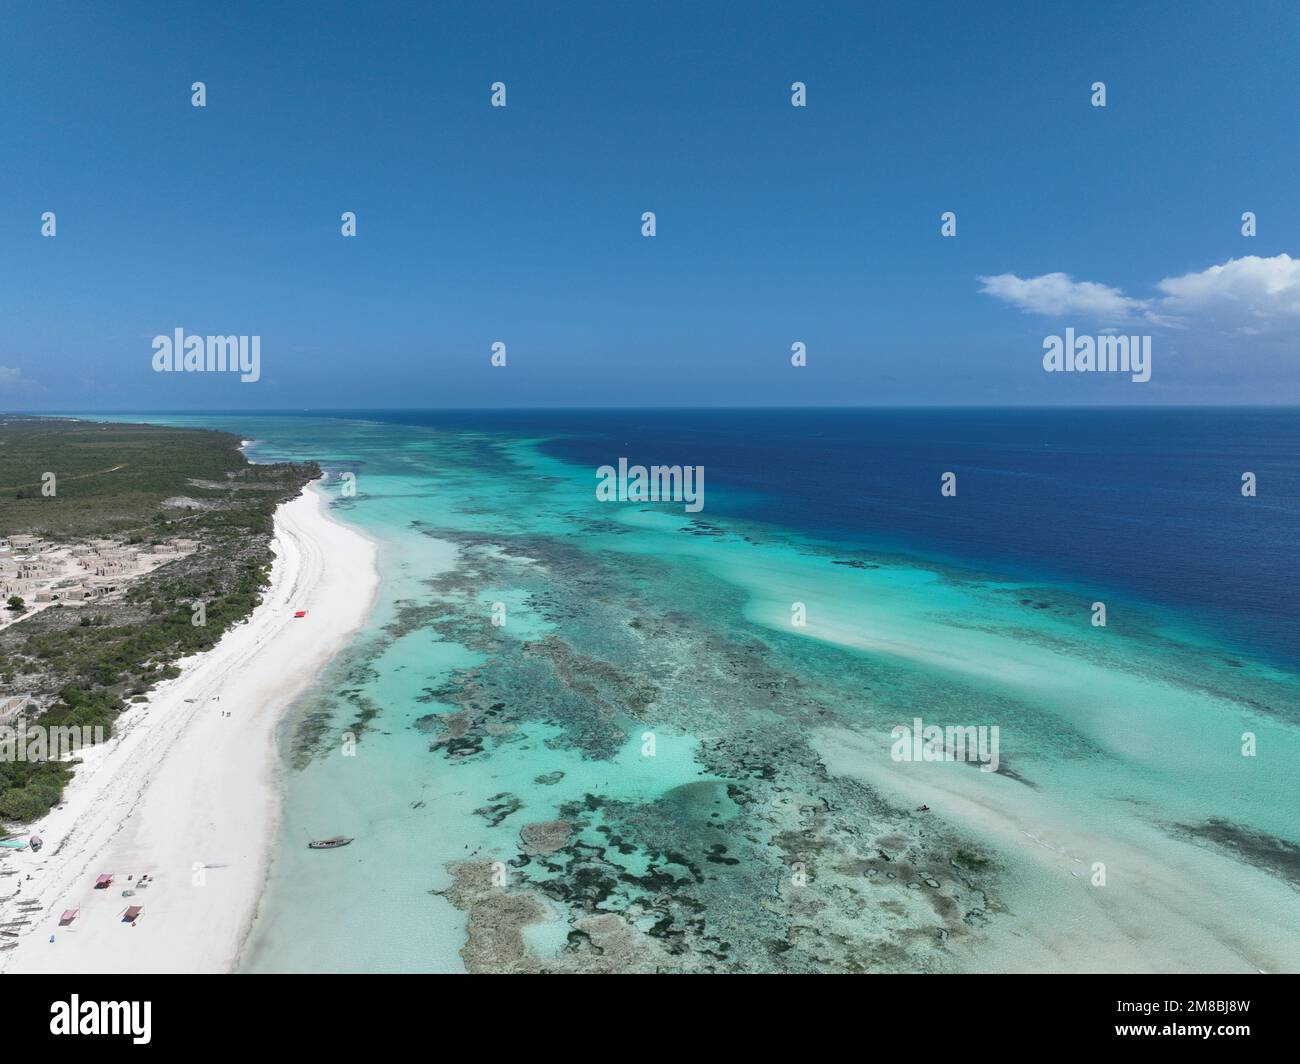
[65,412,1300,972]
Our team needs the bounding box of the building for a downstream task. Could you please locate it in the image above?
[33,584,90,603]
[0,695,32,726]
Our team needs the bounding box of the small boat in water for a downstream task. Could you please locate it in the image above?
[308,836,354,850]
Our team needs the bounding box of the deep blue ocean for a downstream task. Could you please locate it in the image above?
[300,407,1300,668]
[71,406,1300,666]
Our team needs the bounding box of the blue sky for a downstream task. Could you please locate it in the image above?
[1,0,1297,409]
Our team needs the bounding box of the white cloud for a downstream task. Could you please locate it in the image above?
[1157,254,1300,322]
[979,254,1300,333]
[977,271,1148,322]
[0,366,43,393]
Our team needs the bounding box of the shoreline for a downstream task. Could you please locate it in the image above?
[0,480,379,974]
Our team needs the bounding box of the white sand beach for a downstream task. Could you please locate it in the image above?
[0,482,377,974]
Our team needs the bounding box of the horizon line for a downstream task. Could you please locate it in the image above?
[7,403,1300,416]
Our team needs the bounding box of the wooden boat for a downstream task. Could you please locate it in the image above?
[308,836,354,850]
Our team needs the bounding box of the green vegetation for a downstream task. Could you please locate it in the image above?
[0,415,319,827]
[0,415,288,538]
